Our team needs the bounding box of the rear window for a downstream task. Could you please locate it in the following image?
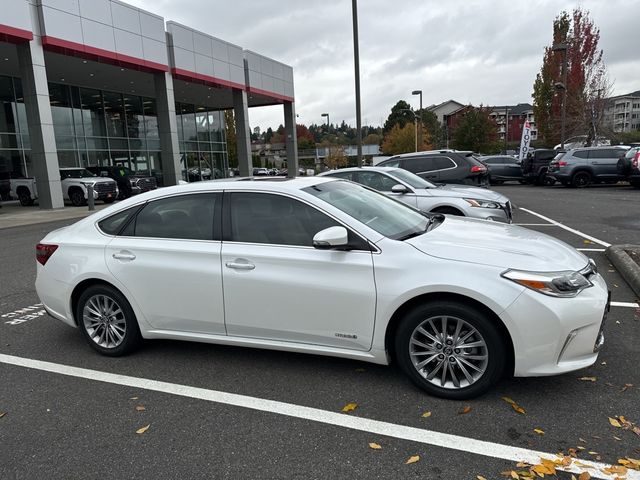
[554,152,566,161]
[98,205,141,235]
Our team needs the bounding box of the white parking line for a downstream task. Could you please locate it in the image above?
[519,208,611,248]
[514,223,556,226]
[0,354,634,480]
[611,301,639,308]
[577,248,606,252]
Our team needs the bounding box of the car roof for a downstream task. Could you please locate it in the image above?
[389,150,472,159]
[320,166,399,174]
[569,145,628,151]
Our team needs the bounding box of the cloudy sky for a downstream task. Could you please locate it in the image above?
[127,0,639,130]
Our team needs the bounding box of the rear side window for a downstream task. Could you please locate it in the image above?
[98,206,141,235]
[433,157,457,169]
[573,150,589,159]
[380,159,400,168]
[326,171,355,181]
[554,152,566,160]
[626,148,640,159]
[403,157,433,173]
[126,193,219,240]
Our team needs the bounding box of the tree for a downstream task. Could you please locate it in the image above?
[362,133,382,145]
[296,124,315,150]
[532,8,610,146]
[224,110,237,168]
[383,100,413,133]
[324,145,348,169]
[381,123,432,156]
[418,109,441,149]
[451,106,499,153]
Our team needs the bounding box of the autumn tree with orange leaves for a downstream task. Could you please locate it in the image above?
[532,8,611,146]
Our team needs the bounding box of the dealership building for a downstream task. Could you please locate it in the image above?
[0,0,297,208]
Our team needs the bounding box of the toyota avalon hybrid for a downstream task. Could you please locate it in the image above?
[35,177,609,399]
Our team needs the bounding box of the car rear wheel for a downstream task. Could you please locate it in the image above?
[17,188,34,206]
[571,171,592,188]
[394,301,506,399]
[76,284,142,356]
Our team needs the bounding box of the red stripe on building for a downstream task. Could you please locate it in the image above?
[247,86,294,103]
[0,24,34,43]
[171,67,246,91]
[41,36,168,73]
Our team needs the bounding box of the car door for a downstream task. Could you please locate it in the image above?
[432,156,458,183]
[591,149,623,178]
[354,171,419,208]
[104,192,226,334]
[221,191,376,351]
[401,157,440,182]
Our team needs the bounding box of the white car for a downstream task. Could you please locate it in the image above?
[35,178,609,399]
[320,167,512,222]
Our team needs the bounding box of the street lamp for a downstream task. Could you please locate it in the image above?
[321,113,330,131]
[412,89,423,147]
[401,109,418,152]
[351,0,363,167]
[552,42,568,150]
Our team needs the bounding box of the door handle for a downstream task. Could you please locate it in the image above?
[112,251,136,261]
[225,261,255,271]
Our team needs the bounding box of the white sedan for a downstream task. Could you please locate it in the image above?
[35,177,609,399]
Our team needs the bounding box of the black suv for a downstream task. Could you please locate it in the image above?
[520,149,558,185]
[87,166,157,199]
[616,146,640,188]
[378,150,489,186]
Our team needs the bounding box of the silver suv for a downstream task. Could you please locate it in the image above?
[549,146,629,187]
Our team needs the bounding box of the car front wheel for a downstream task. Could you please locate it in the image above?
[76,284,141,356]
[395,301,506,399]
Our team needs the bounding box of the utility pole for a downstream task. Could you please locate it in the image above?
[352,0,363,167]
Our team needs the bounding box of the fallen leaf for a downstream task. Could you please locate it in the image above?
[130,396,139,400]
[577,446,586,450]
[579,376,597,382]
[613,284,619,288]
[510,471,519,479]
[583,240,592,244]
[136,424,150,434]
[421,411,432,418]
[405,455,420,464]
[601,361,607,365]
[368,442,382,450]
[477,476,488,480]
[341,403,358,413]
[602,465,628,476]
[578,438,587,443]
[622,383,633,392]
[354,368,366,372]
[511,403,526,414]
[135,405,146,412]
[501,397,517,405]
[534,428,545,435]
[0,412,5,419]
[609,417,622,428]
[459,405,472,415]
[613,436,621,441]
[578,473,591,480]
[588,451,599,455]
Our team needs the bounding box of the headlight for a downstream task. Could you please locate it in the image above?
[81,181,95,187]
[464,198,501,209]
[129,179,138,186]
[501,269,592,297]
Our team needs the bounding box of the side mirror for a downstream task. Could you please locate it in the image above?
[391,184,409,194]
[313,226,349,250]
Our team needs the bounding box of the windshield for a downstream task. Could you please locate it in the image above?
[303,180,429,240]
[388,168,436,189]
[60,169,96,179]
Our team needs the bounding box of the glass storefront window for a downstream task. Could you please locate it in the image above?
[104,91,126,138]
[196,107,210,143]
[80,88,107,138]
[180,103,197,142]
[0,76,17,134]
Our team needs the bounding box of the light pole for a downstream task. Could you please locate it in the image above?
[351,0,363,167]
[412,90,423,148]
[504,106,509,153]
[552,42,568,150]
[401,109,418,152]
[321,112,330,131]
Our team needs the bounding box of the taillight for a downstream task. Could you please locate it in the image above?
[633,152,640,169]
[36,244,58,266]
[470,165,486,173]
[558,161,568,167]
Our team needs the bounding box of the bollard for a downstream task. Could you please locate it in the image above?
[87,184,95,211]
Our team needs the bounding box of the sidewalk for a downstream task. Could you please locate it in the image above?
[0,201,110,230]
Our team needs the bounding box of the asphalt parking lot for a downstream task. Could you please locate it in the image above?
[1,183,639,480]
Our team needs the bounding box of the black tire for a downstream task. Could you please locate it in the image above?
[394,301,506,400]
[631,180,640,189]
[76,284,142,356]
[431,206,464,216]
[571,171,592,188]
[617,158,631,176]
[518,180,527,185]
[490,180,504,186]
[69,188,86,206]
[544,176,556,186]
[17,188,34,206]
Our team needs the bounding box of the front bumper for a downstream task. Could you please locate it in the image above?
[500,272,609,377]
[466,202,512,224]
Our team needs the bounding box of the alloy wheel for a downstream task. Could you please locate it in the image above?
[82,294,127,349]
[409,315,489,389]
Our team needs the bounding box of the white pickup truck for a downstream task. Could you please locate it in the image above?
[11,167,119,207]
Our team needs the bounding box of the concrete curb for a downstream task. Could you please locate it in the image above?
[606,244,640,299]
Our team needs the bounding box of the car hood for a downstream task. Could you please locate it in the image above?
[406,216,588,271]
[423,185,508,203]
[79,177,114,183]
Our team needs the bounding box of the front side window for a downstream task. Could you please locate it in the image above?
[326,171,354,181]
[573,150,589,159]
[229,192,339,247]
[304,181,428,240]
[60,169,96,179]
[355,171,400,192]
[127,193,218,240]
[388,168,436,189]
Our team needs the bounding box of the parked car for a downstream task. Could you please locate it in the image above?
[549,146,629,187]
[11,168,118,206]
[479,156,525,185]
[86,166,157,199]
[252,168,270,176]
[377,150,489,187]
[520,149,558,185]
[35,177,608,399]
[319,167,512,222]
[617,146,640,188]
